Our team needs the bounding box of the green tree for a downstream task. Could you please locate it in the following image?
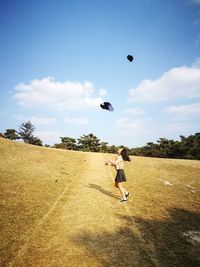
[78,133,101,152]
[54,137,77,150]
[18,121,35,143]
[131,133,200,160]
[156,138,173,157]
[99,141,108,153]
[44,144,51,147]
[4,129,19,140]
[106,145,118,154]
[192,133,200,159]
[18,121,43,146]
[29,136,43,146]
[179,133,200,159]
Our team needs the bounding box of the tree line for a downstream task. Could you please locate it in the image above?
[1,121,43,146]
[129,134,200,160]
[1,121,199,160]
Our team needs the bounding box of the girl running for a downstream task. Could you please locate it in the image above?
[106,148,131,202]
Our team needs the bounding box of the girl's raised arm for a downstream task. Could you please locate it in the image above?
[105,159,116,166]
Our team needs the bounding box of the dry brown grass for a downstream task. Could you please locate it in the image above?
[0,138,199,266]
[0,138,86,266]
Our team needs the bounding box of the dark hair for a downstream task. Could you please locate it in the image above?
[121,148,131,161]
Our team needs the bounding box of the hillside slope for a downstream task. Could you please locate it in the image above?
[0,138,200,267]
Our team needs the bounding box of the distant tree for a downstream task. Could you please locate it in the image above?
[179,133,200,159]
[29,136,43,146]
[51,131,200,160]
[0,132,4,138]
[54,137,77,150]
[18,121,43,146]
[156,138,172,158]
[44,144,51,147]
[130,133,200,160]
[78,133,101,152]
[99,141,108,153]
[192,133,200,159]
[3,129,19,140]
[106,145,118,154]
[61,137,77,150]
[18,121,35,143]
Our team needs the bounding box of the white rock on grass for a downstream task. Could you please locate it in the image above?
[163,181,173,186]
[183,231,200,245]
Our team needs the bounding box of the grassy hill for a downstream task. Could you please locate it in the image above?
[0,138,200,266]
[0,138,87,266]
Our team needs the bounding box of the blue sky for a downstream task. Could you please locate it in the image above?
[0,0,200,147]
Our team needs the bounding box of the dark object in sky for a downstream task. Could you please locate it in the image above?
[100,102,114,111]
[127,55,134,62]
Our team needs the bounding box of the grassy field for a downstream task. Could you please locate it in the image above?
[0,138,199,266]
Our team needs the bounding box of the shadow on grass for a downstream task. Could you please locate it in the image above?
[86,183,119,199]
[72,208,200,267]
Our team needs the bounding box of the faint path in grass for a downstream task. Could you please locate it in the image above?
[8,152,158,267]
[8,177,75,267]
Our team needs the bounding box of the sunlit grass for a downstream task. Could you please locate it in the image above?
[0,138,199,266]
[0,138,86,265]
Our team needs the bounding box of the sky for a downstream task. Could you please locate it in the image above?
[0,0,200,147]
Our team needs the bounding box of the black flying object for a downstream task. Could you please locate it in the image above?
[100,102,114,111]
[127,55,134,62]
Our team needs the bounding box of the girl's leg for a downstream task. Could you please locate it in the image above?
[115,182,119,188]
[122,185,129,197]
[116,182,126,199]
[116,182,128,196]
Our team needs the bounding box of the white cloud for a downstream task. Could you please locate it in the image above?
[35,130,61,145]
[123,108,144,116]
[190,0,200,4]
[115,117,154,135]
[13,114,56,126]
[14,77,103,110]
[31,116,56,126]
[165,103,200,120]
[128,66,200,102]
[13,114,27,121]
[98,89,107,97]
[64,116,89,124]
[193,57,200,68]
[163,122,197,136]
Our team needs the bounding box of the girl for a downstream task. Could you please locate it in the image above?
[106,148,131,202]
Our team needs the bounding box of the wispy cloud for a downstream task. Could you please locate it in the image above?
[98,89,107,97]
[64,116,89,124]
[123,108,144,116]
[165,103,200,120]
[163,122,198,136]
[128,66,200,102]
[35,130,62,145]
[190,0,200,4]
[13,114,56,126]
[192,57,200,68]
[14,77,103,110]
[115,117,154,135]
[31,116,56,126]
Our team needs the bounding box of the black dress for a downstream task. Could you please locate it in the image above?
[115,169,127,183]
